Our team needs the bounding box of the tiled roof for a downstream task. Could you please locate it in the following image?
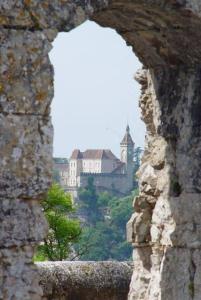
[70,149,83,159]
[70,149,118,160]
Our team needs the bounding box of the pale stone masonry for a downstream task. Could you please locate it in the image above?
[2,1,201,300]
[56,126,135,195]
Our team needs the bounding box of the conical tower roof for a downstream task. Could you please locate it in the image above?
[120,125,134,145]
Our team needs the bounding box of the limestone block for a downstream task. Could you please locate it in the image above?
[138,163,157,190]
[149,137,166,170]
[138,162,164,197]
[132,247,201,300]
[127,210,151,243]
[38,261,132,300]
[128,248,152,300]
[0,199,48,247]
[146,248,164,300]
[0,1,107,30]
[0,114,53,199]
[159,248,195,300]
[151,196,175,246]
[151,194,201,247]
[0,29,56,115]
[24,0,88,31]
[0,246,43,300]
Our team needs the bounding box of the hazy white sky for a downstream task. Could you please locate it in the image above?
[50,21,145,158]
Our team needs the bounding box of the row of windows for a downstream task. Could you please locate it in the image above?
[70,161,101,168]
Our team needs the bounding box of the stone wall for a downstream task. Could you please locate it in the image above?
[0,2,94,299]
[2,1,201,300]
[37,261,132,300]
[79,173,131,194]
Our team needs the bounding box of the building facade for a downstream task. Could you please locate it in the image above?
[55,126,135,196]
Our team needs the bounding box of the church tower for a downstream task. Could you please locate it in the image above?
[120,125,135,190]
[120,125,134,165]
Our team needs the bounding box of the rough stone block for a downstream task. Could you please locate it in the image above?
[159,248,196,300]
[151,194,201,247]
[0,114,53,199]
[0,29,55,115]
[0,1,106,30]
[128,247,152,300]
[0,246,43,300]
[0,199,48,247]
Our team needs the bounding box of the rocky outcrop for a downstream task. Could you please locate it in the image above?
[125,66,201,300]
[2,1,201,299]
[37,261,132,300]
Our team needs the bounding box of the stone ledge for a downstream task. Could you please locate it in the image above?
[37,261,133,300]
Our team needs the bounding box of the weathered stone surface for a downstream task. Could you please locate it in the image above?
[2,1,201,300]
[128,248,152,300]
[127,67,201,299]
[0,23,54,300]
[37,261,132,300]
[0,29,55,115]
[92,1,201,68]
[0,1,107,30]
[149,247,200,300]
[0,199,48,247]
[0,114,53,199]
[0,246,43,300]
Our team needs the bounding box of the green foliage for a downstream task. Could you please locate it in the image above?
[78,177,103,224]
[35,184,81,261]
[76,179,137,261]
[133,147,143,188]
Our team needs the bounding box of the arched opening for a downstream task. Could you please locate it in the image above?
[40,20,145,262]
[2,2,201,299]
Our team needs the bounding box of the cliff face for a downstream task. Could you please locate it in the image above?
[1,1,201,299]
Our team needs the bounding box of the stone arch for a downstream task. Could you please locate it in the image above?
[1,1,201,299]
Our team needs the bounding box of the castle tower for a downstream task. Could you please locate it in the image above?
[120,125,134,164]
[120,125,135,190]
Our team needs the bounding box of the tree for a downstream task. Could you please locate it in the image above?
[35,184,81,261]
[76,189,137,261]
[78,177,103,224]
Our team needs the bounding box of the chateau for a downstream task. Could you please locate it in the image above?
[55,126,135,196]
